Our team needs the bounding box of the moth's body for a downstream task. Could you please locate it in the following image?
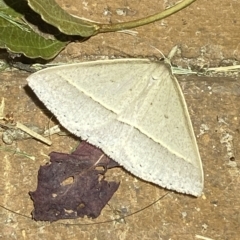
[27,59,203,196]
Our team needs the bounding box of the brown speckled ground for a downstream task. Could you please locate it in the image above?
[0,0,240,239]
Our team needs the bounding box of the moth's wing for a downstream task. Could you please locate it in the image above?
[27,59,203,196]
[82,117,203,196]
[64,59,159,115]
[27,59,157,131]
[117,63,203,186]
[110,63,203,196]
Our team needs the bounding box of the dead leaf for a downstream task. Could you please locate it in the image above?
[29,142,120,222]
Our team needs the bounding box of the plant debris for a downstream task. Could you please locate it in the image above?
[29,142,120,222]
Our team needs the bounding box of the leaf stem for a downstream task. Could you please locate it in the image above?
[98,0,196,33]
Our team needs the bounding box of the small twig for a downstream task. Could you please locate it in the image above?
[195,235,214,240]
[0,98,5,119]
[206,65,240,72]
[16,122,52,145]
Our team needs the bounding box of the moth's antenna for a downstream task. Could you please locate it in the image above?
[149,45,179,74]
[165,45,179,74]
[149,44,166,59]
[149,44,179,62]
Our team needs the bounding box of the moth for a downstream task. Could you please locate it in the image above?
[27,58,203,196]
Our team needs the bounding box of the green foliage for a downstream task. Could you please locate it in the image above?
[0,0,196,60]
[0,0,69,59]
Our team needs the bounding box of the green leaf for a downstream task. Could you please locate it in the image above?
[27,0,99,37]
[0,0,69,59]
[0,0,197,59]
[27,0,196,35]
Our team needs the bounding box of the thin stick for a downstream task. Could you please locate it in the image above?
[206,65,240,72]
[195,235,214,240]
[16,122,52,145]
[0,98,4,119]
